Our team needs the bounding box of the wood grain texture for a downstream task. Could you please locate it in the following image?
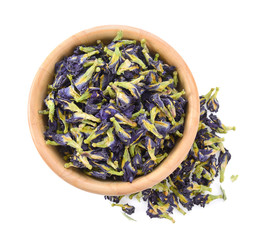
[28,25,200,196]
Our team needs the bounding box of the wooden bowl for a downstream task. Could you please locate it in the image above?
[28,25,200,196]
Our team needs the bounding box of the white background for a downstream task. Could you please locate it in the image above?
[1,0,258,239]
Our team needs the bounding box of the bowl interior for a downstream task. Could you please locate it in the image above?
[28,25,200,196]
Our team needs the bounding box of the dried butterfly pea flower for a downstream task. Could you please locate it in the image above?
[74,59,101,93]
[142,70,159,85]
[74,89,92,103]
[110,117,131,145]
[67,152,92,170]
[193,193,223,207]
[146,200,175,223]
[66,112,100,124]
[83,149,109,162]
[154,119,171,138]
[78,46,96,53]
[169,115,184,134]
[168,180,193,210]
[124,50,147,70]
[121,147,137,183]
[116,59,131,75]
[93,162,123,177]
[113,81,141,99]
[97,103,117,120]
[145,136,157,161]
[103,85,116,99]
[113,112,136,127]
[108,46,122,74]
[137,114,163,139]
[52,60,70,89]
[112,30,123,42]
[151,94,175,123]
[199,88,214,107]
[147,79,174,92]
[130,128,146,145]
[149,106,160,124]
[132,151,143,170]
[55,98,80,112]
[204,136,225,146]
[141,159,156,175]
[82,58,99,68]
[108,39,137,51]
[197,147,217,162]
[218,149,231,183]
[204,156,218,178]
[70,127,84,145]
[65,52,100,78]
[44,91,55,122]
[186,182,212,194]
[200,106,207,121]
[207,87,220,112]
[84,120,111,144]
[170,89,186,101]
[148,58,167,75]
[140,39,153,63]
[57,85,81,101]
[107,153,119,170]
[91,71,103,88]
[56,99,101,123]
[208,114,236,134]
[46,132,83,153]
[112,203,135,215]
[103,46,114,57]
[162,97,176,119]
[140,39,149,52]
[91,127,116,148]
[110,83,133,110]
[117,59,140,77]
[100,73,113,91]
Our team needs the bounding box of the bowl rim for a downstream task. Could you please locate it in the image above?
[28,25,200,196]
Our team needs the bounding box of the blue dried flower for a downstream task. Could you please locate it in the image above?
[218,149,231,183]
[112,203,135,215]
[199,88,214,107]
[130,128,147,145]
[132,151,143,169]
[151,94,175,123]
[121,147,137,183]
[52,60,70,89]
[137,114,163,139]
[110,117,131,145]
[108,46,122,74]
[207,87,220,112]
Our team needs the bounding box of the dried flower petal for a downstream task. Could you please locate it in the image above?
[207,87,220,112]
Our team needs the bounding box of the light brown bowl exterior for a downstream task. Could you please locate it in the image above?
[28,25,200,196]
